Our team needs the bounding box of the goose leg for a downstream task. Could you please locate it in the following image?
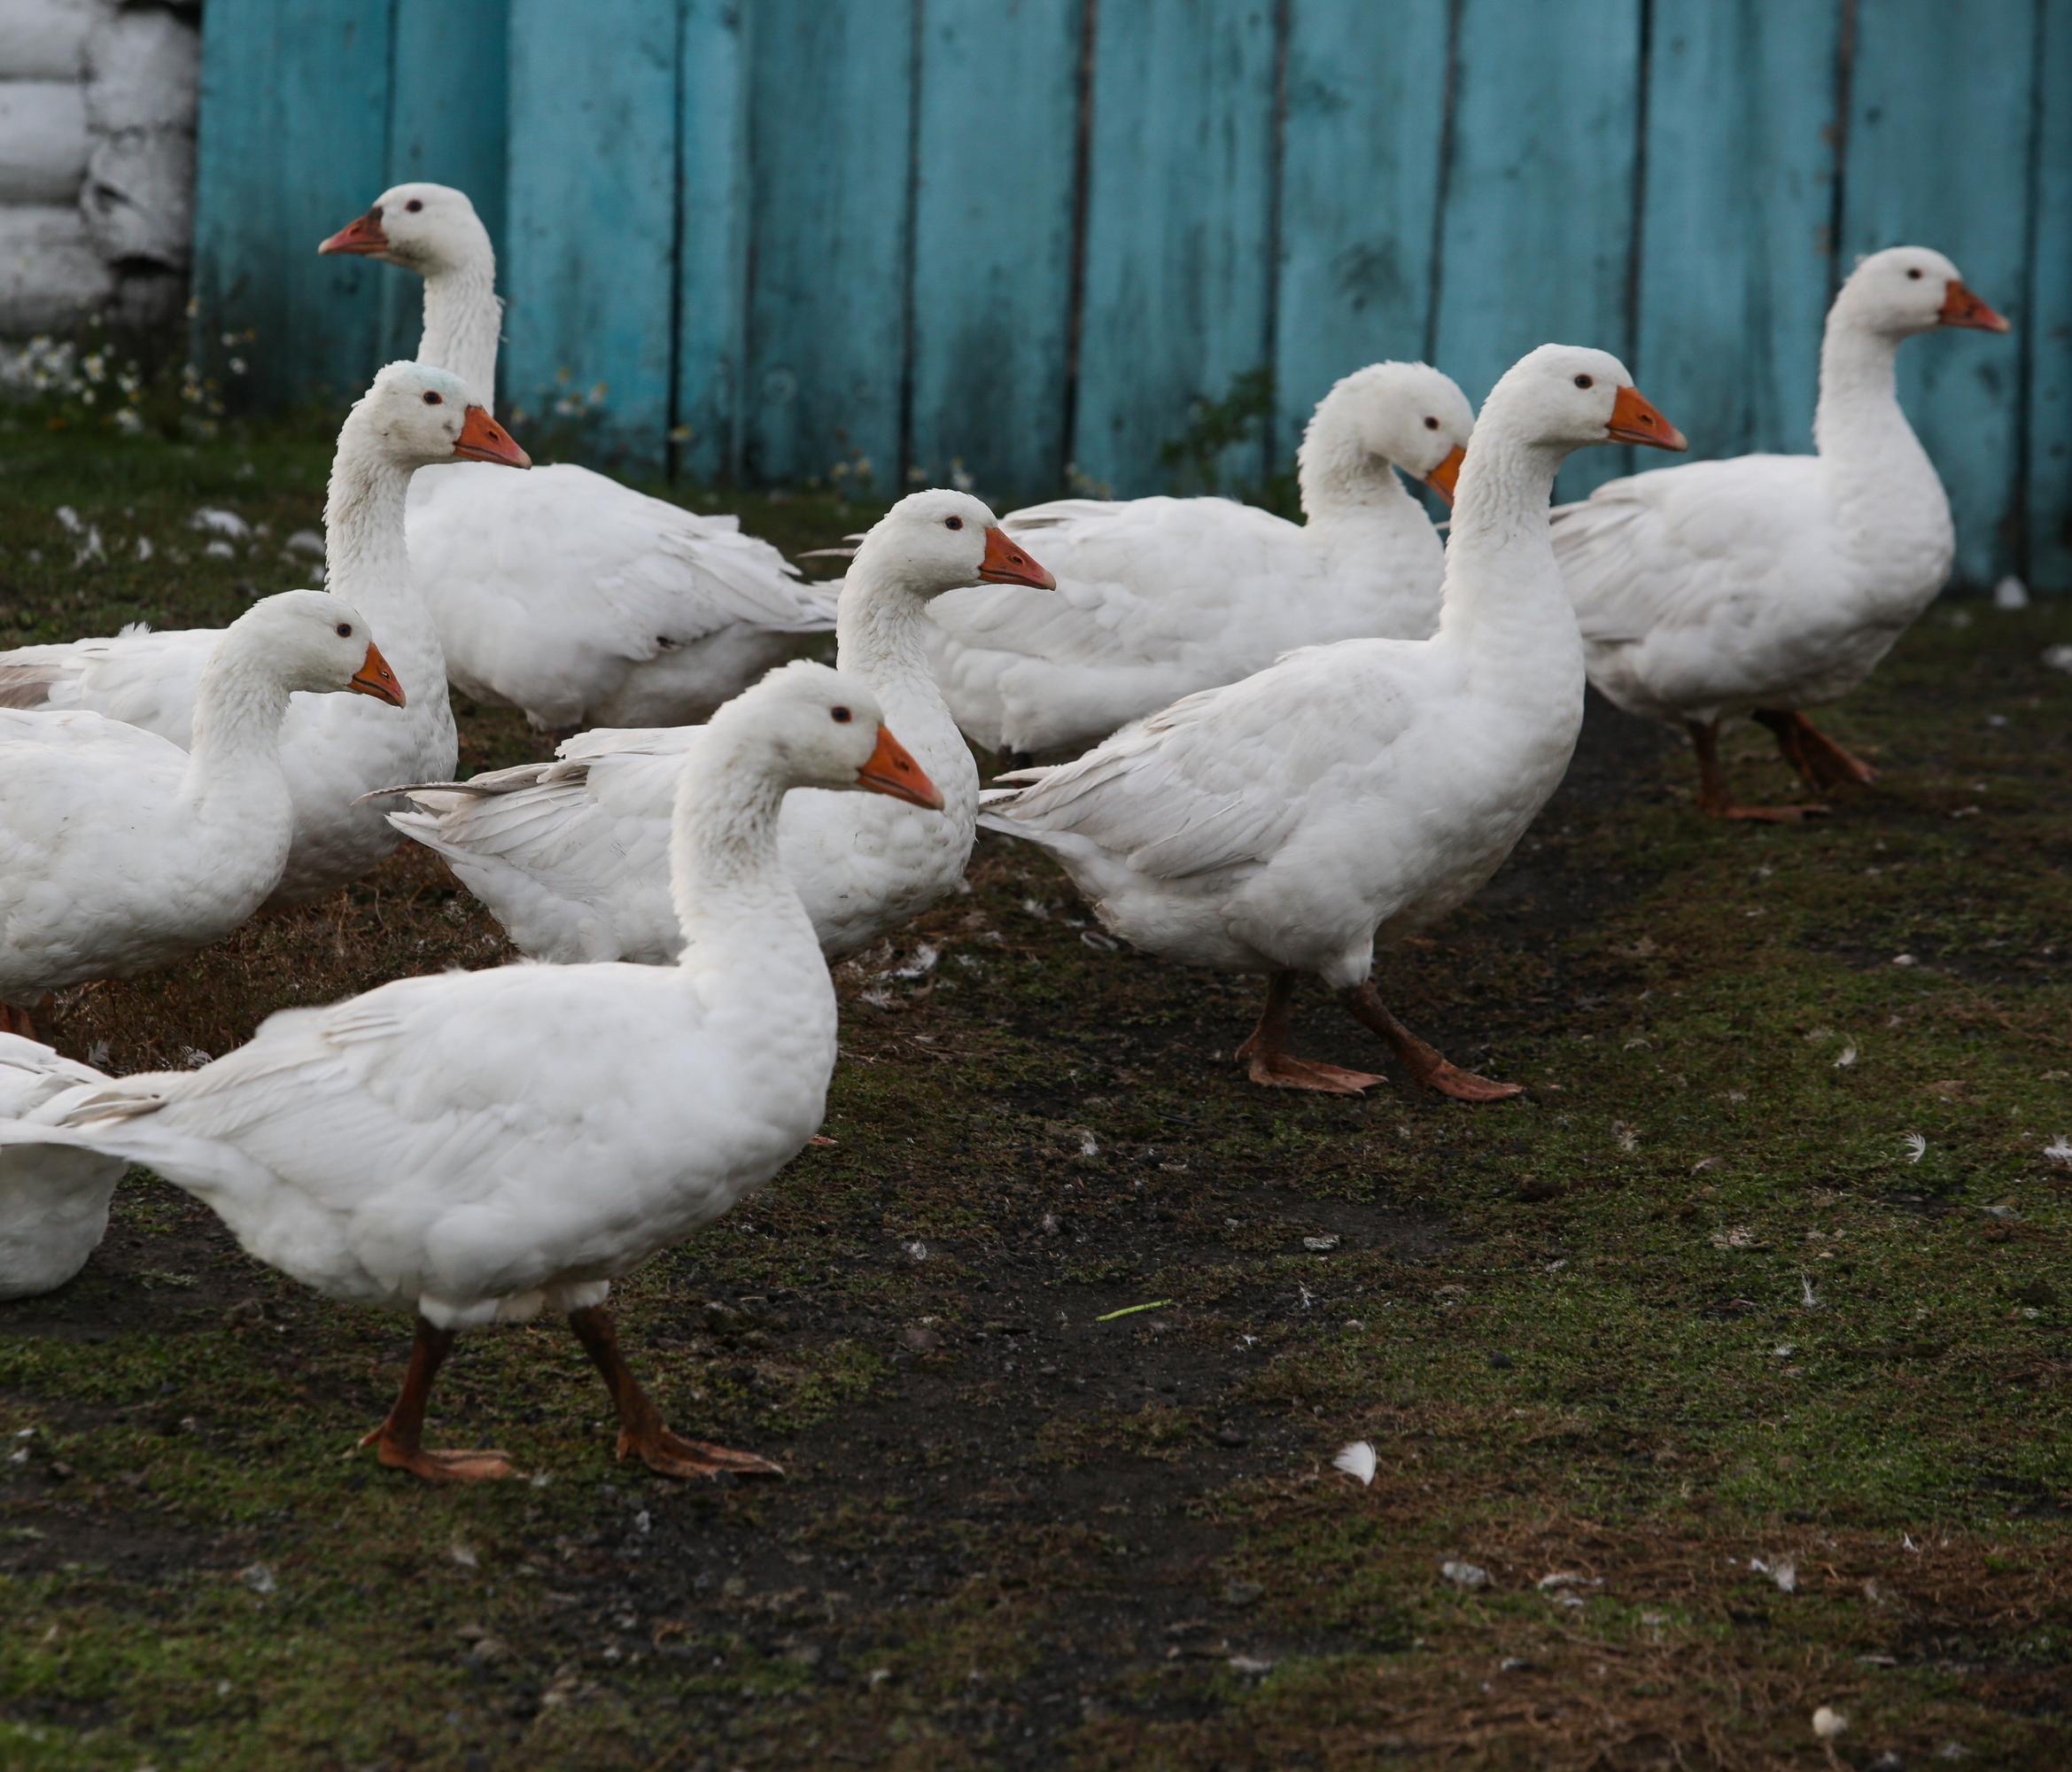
[0,1003,36,1042]
[359,1316,516,1481]
[1338,982,1524,1102]
[1688,719,1828,823]
[567,1304,782,1481]
[1235,973,1382,1095]
[1752,709,1877,793]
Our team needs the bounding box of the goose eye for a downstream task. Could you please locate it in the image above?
[1573,374,1594,390]
[406,198,423,214]
[1423,416,1440,430]
[831,705,853,723]
[943,515,963,531]
[422,391,442,406]
[1906,267,1923,280]
[336,623,353,637]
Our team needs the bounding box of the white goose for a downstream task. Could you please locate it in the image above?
[1552,246,2010,820]
[383,490,1054,964]
[0,662,942,1480]
[0,362,528,900]
[0,1038,125,1301]
[320,183,837,733]
[981,346,1687,1099]
[927,361,1474,757]
[1,591,405,1041]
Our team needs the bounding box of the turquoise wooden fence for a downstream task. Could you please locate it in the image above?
[190,0,2071,590]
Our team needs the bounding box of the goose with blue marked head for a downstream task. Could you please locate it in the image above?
[0,661,940,1480]
[925,361,1474,758]
[981,345,1686,1100]
[0,361,528,901]
[1552,245,2010,820]
[321,181,841,734]
[380,488,1053,966]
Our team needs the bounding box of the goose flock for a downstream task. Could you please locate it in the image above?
[0,179,2012,1481]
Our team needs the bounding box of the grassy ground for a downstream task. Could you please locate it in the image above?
[2,419,2070,1769]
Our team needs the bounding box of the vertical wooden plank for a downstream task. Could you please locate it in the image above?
[1843,0,2035,587]
[1432,0,1643,498]
[674,0,751,486]
[2026,0,2072,593]
[1635,1,1842,461]
[742,0,915,494]
[190,0,392,408]
[379,0,511,378]
[1274,0,1451,466]
[907,0,1084,501]
[503,0,678,470]
[1071,0,1280,494]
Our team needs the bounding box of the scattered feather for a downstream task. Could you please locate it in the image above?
[1800,1274,1820,1310]
[238,1563,276,1595]
[1075,1129,1099,1159]
[1812,1705,1848,1740]
[285,527,326,558]
[1332,1442,1377,1487]
[1750,1555,1797,1593]
[2043,643,2072,675]
[1993,575,2029,610]
[188,506,252,540]
[903,1240,927,1262]
[1440,1559,1490,1589]
[2042,1135,2072,1166]
[1832,1044,1858,1069]
[1901,1132,1928,1164]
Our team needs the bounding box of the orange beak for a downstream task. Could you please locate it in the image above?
[1608,384,1688,452]
[1422,443,1465,506]
[455,406,531,468]
[979,525,1056,589]
[1939,279,2010,333]
[348,641,406,707]
[855,723,943,811]
[318,208,389,257]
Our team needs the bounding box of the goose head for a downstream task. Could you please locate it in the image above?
[710,660,943,810]
[1834,245,2009,339]
[318,183,491,276]
[1482,345,1688,455]
[853,489,1057,600]
[1308,361,1477,504]
[345,361,530,471]
[229,589,406,706]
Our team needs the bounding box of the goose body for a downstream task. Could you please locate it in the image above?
[321,183,834,733]
[0,662,944,1478]
[0,1037,124,1301]
[384,491,1055,964]
[0,363,529,899]
[1552,246,2010,818]
[0,592,405,1016]
[926,362,1472,756]
[982,346,1688,1098]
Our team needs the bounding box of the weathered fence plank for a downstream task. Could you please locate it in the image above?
[907,0,1085,502]
[1636,0,1842,462]
[503,0,678,470]
[1432,0,1643,499]
[1273,0,1452,473]
[1843,0,2037,586]
[675,0,752,484]
[742,0,915,494]
[1072,0,1279,493]
[2027,0,2072,591]
[380,0,510,379]
[191,0,392,407]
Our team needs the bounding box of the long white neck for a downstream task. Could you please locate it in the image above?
[1437,424,1573,647]
[323,432,448,702]
[179,643,294,819]
[417,256,502,412]
[834,560,977,809]
[1812,315,1944,532]
[670,741,819,970]
[1297,394,1426,535]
